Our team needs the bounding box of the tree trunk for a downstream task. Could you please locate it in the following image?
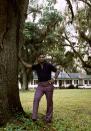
[22,66,28,90]
[0,0,29,125]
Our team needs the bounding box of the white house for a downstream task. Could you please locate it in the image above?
[28,72,91,89]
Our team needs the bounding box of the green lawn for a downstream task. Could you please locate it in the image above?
[1,89,91,131]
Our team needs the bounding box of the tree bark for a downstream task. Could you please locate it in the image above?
[22,66,28,90]
[0,0,29,125]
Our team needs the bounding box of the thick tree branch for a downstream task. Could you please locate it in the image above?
[65,0,74,23]
[62,34,91,68]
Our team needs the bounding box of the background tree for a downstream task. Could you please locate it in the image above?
[58,0,91,74]
[19,0,63,89]
[19,0,91,91]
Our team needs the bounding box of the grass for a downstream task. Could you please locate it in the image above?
[0,89,91,131]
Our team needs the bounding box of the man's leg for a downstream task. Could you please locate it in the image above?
[32,86,44,120]
[45,85,54,122]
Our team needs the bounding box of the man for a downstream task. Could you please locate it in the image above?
[20,53,59,123]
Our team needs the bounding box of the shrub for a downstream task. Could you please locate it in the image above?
[67,84,75,89]
[59,86,66,89]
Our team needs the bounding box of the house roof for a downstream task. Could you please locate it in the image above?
[33,72,91,80]
[58,72,91,79]
[58,72,80,79]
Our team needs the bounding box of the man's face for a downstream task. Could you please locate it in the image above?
[37,55,45,63]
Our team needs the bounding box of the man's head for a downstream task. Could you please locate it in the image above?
[37,53,46,64]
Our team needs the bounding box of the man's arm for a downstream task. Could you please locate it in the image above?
[53,70,60,80]
[19,57,32,68]
[49,70,60,84]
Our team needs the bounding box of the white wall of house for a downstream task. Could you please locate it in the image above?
[19,79,91,89]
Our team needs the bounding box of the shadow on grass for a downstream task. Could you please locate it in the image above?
[0,113,57,131]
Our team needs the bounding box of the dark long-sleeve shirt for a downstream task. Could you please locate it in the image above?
[32,62,57,82]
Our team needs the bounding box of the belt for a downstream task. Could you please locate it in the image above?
[38,81,51,87]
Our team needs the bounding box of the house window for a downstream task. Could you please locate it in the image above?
[59,80,62,86]
[62,80,64,85]
[89,80,91,84]
[74,80,78,84]
[66,80,72,84]
[34,80,38,85]
[84,80,88,84]
[54,80,57,84]
[31,80,33,84]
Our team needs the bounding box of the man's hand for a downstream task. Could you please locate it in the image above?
[18,54,32,68]
[48,78,55,84]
